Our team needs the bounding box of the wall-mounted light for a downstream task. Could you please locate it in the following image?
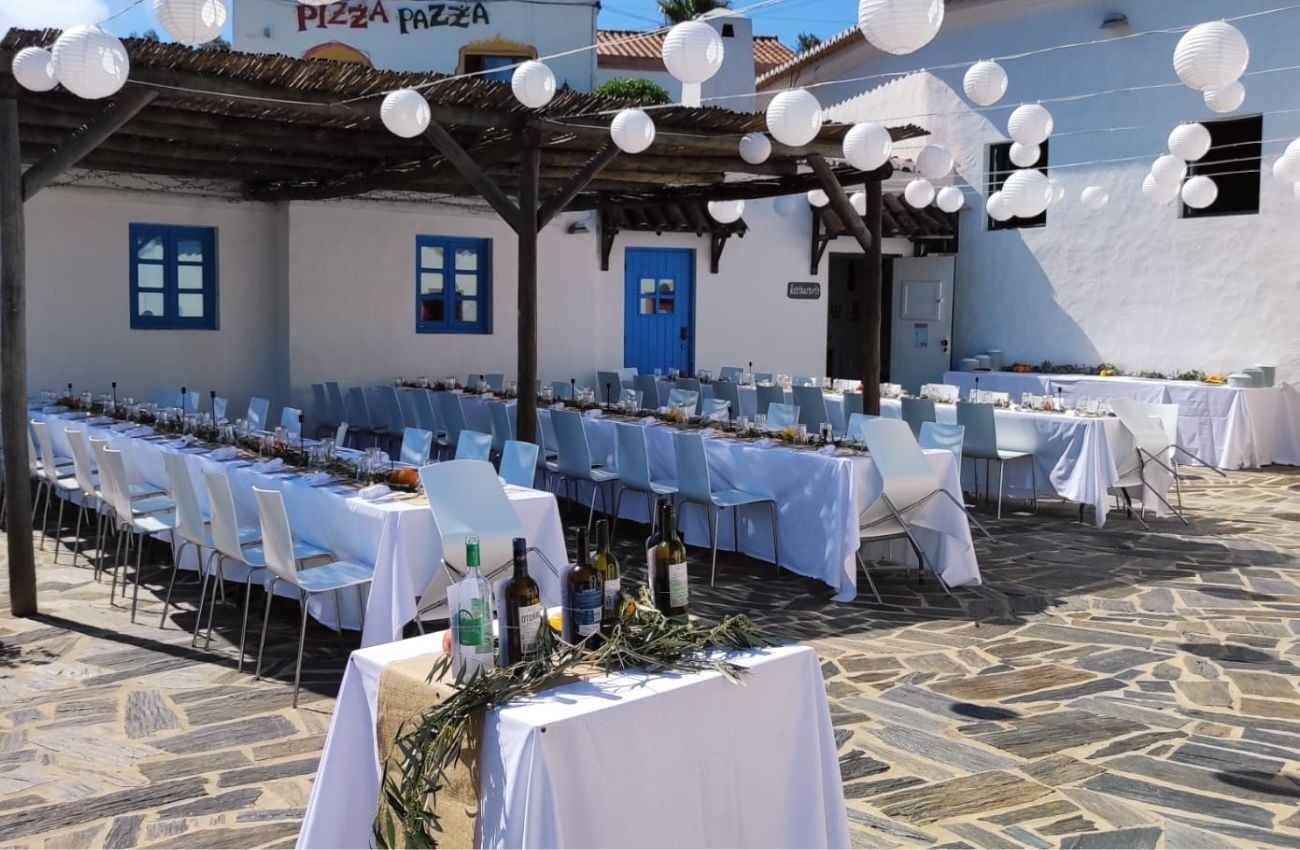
[1100,11,1129,30]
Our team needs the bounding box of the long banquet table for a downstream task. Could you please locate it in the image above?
[39,410,567,647]
[298,632,850,849]
[539,408,980,601]
[942,370,1300,469]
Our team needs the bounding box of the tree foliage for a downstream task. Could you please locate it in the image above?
[657,0,732,24]
[592,77,673,105]
[796,31,822,53]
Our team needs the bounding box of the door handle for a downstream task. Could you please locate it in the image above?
[679,327,689,341]
[941,337,950,353]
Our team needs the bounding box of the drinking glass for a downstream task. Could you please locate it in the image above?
[540,384,553,402]
[755,413,767,432]
[797,424,808,441]
[820,421,833,443]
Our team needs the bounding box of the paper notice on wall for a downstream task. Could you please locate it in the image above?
[913,323,929,349]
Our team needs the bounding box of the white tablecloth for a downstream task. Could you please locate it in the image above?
[541,410,979,601]
[298,634,849,849]
[41,412,567,646]
[943,371,1300,469]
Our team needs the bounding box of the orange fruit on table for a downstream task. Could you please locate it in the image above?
[389,467,420,488]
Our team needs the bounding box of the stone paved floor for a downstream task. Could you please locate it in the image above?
[2,467,1300,848]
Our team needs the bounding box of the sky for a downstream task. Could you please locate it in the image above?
[1,0,848,50]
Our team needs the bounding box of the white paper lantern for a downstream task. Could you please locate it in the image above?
[1009,142,1039,168]
[1142,173,1180,206]
[738,132,772,165]
[963,60,1007,107]
[904,178,935,208]
[11,47,57,92]
[1150,154,1188,189]
[297,0,333,4]
[380,88,430,138]
[807,189,830,208]
[511,61,555,109]
[766,89,822,147]
[986,191,1013,221]
[857,0,944,56]
[1203,81,1245,114]
[1007,103,1053,146]
[1168,123,1212,162]
[662,20,724,85]
[1273,138,1300,184]
[1080,186,1109,209]
[610,108,656,154]
[1001,168,1050,217]
[51,26,129,100]
[1294,182,1300,202]
[842,122,893,172]
[1173,21,1249,92]
[707,199,745,224]
[1181,175,1218,209]
[1047,177,1066,206]
[153,0,228,46]
[916,144,953,180]
[850,191,867,216]
[935,185,964,213]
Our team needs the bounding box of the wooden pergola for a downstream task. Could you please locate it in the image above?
[0,29,930,615]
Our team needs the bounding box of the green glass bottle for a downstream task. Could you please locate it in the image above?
[593,519,622,631]
[565,527,603,645]
[652,503,688,620]
[503,537,543,664]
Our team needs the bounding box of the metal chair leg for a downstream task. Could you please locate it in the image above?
[354,584,367,635]
[997,459,1006,520]
[768,501,780,571]
[71,504,86,567]
[855,553,883,603]
[52,497,67,563]
[130,531,145,623]
[708,506,721,586]
[39,481,52,550]
[204,558,228,650]
[237,571,260,673]
[160,542,187,629]
[611,487,625,538]
[293,591,311,708]
[331,590,345,650]
[255,577,278,681]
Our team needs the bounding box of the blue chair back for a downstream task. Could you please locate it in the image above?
[713,380,741,416]
[486,373,505,391]
[246,396,270,430]
[919,421,965,465]
[632,374,660,409]
[955,402,998,459]
[842,391,864,418]
[766,402,800,429]
[846,412,878,443]
[900,397,936,437]
[401,427,434,466]
[488,401,512,452]
[437,392,468,446]
[756,384,785,416]
[455,429,493,461]
[617,367,637,385]
[596,371,623,405]
[379,386,406,433]
[615,422,653,492]
[280,406,303,434]
[213,396,228,422]
[550,381,573,401]
[398,389,423,435]
[791,385,829,431]
[412,389,439,435]
[550,409,596,478]
[674,378,703,414]
[718,366,743,382]
[860,418,939,504]
[673,432,713,504]
[180,391,199,413]
[344,387,372,431]
[500,440,538,488]
[150,388,173,407]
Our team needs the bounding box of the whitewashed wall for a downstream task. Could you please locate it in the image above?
[782,0,1300,382]
[22,187,285,418]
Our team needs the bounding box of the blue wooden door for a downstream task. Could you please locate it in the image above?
[624,248,694,376]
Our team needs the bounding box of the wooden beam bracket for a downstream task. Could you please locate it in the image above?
[599,209,619,272]
[810,209,838,275]
[537,141,619,229]
[709,227,742,274]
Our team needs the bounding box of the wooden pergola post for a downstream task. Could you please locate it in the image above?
[1,96,36,616]
[808,154,883,415]
[516,128,540,444]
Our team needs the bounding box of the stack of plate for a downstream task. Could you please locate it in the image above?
[1255,364,1276,387]
[1242,367,1265,387]
[1227,373,1254,388]
[975,355,993,370]
[958,357,979,371]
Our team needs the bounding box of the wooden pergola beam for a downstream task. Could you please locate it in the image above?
[538,142,619,229]
[23,88,156,200]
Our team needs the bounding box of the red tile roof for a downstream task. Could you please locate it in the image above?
[596,29,795,75]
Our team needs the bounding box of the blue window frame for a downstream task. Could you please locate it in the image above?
[416,236,492,334]
[129,224,218,330]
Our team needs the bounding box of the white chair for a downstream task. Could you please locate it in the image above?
[551,409,620,530]
[499,440,539,489]
[280,406,303,436]
[596,371,624,406]
[665,388,699,413]
[702,397,731,421]
[334,421,348,449]
[846,413,878,444]
[64,429,105,568]
[766,403,800,429]
[919,421,965,466]
[85,436,170,579]
[213,396,228,423]
[955,402,1035,519]
[791,385,831,433]
[487,401,513,457]
[455,429,493,461]
[400,427,434,466]
[30,420,81,559]
[159,451,218,629]
[857,419,976,601]
[252,486,373,706]
[718,366,744,382]
[99,447,179,623]
[1108,399,1219,526]
[613,422,677,536]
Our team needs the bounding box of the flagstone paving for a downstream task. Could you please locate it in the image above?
[2,466,1300,848]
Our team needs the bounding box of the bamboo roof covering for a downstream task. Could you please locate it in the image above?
[1,28,928,209]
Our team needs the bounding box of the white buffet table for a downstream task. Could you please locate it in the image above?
[942,371,1300,469]
[298,633,850,849]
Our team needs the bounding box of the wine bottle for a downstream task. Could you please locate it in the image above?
[594,519,622,631]
[653,503,688,620]
[452,536,496,677]
[565,527,603,645]
[502,537,543,665]
[645,498,669,591]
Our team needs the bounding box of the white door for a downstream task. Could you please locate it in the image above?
[890,256,955,394]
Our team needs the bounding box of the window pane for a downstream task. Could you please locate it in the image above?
[136,236,164,261]
[640,278,655,295]
[658,279,675,295]
[178,293,205,318]
[137,292,165,318]
[422,298,445,323]
[137,263,164,289]
[455,273,478,296]
[658,298,675,314]
[458,300,478,323]
[455,248,479,271]
[176,237,204,263]
[420,272,443,294]
[420,245,444,270]
[640,297,655,315]
[178,264,204,290]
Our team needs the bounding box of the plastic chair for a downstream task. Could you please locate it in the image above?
[713,380,741,418]
[436,392,468,450]
[793,375,815,387]
[400,427,434,466]
[83,435,170,578]
[455,429,493,461]
[665,388,699,413]
[702,398,731,421]
[335,422,348,449]
[551,408,620,530]
[674,431,779,586]
[613,422,677,536]
[64,429,106,568]
[900,397,936,437]
[919,421,965,467]
[179,391,200,413]
[324,382,346,432]
[791,385,830,433]
[280,406,303,435]
[398,390,424,440]
[159,451,221,629]
[632,374,661,409]
[846,413,878,444]
[311,384,336,438]
[756,384,785,417]
[551,380,574,401]
[499,440,539,489]
[718,366,743,382]
[246,397,270,431]
[754,372,773,384]
[1109,399,1215,526]
[213,396,228,423]
[488,401,513,454]
[252,486,373,707]
[30,419,80,558]
[765,403,800,429]
[674,378,703,414]
[617,367,638,387]
[955,402,1035,519]
[99,447,178,624]
[596,371,623,406]
[843,391,864,419]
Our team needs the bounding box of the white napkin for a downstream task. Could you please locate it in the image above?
[358,483,392,501]
[700,427,717,438]
[253,458,285,473]
[304,472,334,486]
[173,434,196,447]
[207,446,237,461]
[639,416,658,426]
[818,445,838,456]
[583,408,603,419]
[755,438,775,448]
[549,402,566,411]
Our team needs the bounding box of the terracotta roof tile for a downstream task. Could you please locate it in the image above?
[596,29,794,73]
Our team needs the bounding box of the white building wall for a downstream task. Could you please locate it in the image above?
[22,187,285,417]
[788,0,1300,382]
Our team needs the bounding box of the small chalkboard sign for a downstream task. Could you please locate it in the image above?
[787,281,821,300]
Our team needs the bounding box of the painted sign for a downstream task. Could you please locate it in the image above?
[296,1,492,34]
[787,281,821,300]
